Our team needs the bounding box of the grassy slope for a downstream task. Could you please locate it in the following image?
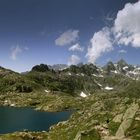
[0,90,140,140]
[0,64,140,139]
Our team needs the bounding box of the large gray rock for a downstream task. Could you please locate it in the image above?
[113,114,123,123]
[115,103,139,138]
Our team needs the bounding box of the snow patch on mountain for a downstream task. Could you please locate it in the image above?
[123,66,128,70]
[105,86,114,90]
[80,92,87,98]
[45,89,50,93]
[81,73,85,76]
[92,74,104,77]
[68,72,72,76]
[94,80,102,87]
[111,70,118,74]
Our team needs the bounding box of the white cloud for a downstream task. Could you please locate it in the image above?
[86,27,113,63]
[118,49,127,53]
[69,43,84,52]
[11,46,22,60]
[86,1,140,64]
[10,45,28,60]
[113,1,140,48]
[55,29,79,46]
[68,55,81,65]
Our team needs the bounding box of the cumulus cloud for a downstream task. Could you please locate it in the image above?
[10,45,28,60]
[86,27,113,63]
[69,43,84,52]
[86,1,140,63]
[113,1,140,48]
[118,49,127,53]
[55,29,79,46]
[68,55,81,65]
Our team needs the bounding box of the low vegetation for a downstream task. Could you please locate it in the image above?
[0,60,140,139]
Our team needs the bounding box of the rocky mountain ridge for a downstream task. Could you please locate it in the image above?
[0,59,139,96]
[0,59,140,140]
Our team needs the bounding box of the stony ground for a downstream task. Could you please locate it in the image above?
[0,91,140,140]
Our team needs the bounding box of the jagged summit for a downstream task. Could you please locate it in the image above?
[48,64,68,71]
[32,64,50,72]
[117,59,128,66]
[0,59,139,95]
[103,61,116,73]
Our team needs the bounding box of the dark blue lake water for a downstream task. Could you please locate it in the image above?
[0,107,72,134]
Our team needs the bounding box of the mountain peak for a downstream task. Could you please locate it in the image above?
[103,61,116,73]
[48,64,68,71]
[117,59,128,66]
[32,64,50,72]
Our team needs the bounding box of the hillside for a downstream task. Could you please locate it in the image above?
[0,60,140,140]
[24,60,140,97]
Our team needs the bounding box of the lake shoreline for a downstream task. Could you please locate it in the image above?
[0,92,81,112]
[0,92,83,139]
[0,106,73,135]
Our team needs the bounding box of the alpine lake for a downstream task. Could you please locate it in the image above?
[0,106,72,134]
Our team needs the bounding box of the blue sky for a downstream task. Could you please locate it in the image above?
[0,0,140,72]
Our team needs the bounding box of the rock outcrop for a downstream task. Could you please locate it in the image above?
[115,103,139,138]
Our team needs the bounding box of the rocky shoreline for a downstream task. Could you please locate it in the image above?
[0,92,140,140]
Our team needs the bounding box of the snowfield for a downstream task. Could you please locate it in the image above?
[80,92,87,98]
[105,86,114,90]
[45,90,50,93]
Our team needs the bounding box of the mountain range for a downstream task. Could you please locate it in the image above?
[0,59,139,96]
[0,59,140,140]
